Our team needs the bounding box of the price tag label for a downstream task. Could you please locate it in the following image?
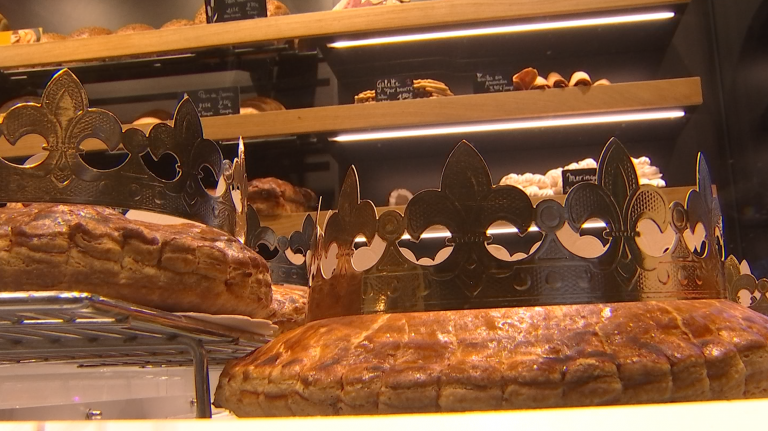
[473,72,512,94]
[182,87,241,117]
[562,168,597,194]
[205,0,267,23]
[375,78,415,102]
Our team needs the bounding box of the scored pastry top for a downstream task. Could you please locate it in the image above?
[0,203,272,318]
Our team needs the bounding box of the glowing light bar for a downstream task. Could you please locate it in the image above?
[354,222,608,243]
[332,110,685,142]
[328,12,675,49]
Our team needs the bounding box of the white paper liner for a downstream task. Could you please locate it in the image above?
[178,313,277,337]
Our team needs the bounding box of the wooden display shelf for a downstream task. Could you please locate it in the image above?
[264,186,694,238]
[0,0,687,70]
[0,78,702,158]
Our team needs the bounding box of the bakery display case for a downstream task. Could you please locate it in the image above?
[1,0,768,425]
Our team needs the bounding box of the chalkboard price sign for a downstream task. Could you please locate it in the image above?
[375,78,415,102]
[473,72,512,94]
[562,168,598,194]
[182,86,241,118]
[205,0,267,23]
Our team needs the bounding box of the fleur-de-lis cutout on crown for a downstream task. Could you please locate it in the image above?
[727,256,768,315]
[0,68,245,236]
[405,141,535,298]
[565,139,669,291]
[244,207,312,286]
[324,167,378,272]
[306,168,377,321]
[2,69,122,185]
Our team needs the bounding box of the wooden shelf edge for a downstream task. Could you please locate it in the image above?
[0,78,703,158]
[0,0,688,69]
[264,186,694,237]
[200,77,702,140]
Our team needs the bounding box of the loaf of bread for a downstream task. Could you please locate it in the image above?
[215,299,768,416]
[0,203,272,319]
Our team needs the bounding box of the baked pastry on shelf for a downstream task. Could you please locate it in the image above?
[267,284,308,335]
[40,32,68,42]
[131,109,173,125]
[115,23,154,34]
[69,26,112,39]
[267,0,291,17]
[161,19,194,29]
[215,299,768,416]
[240,97,286,114]
[247,178,318,217]
[0,203,273,319]
[354,79,453,104]
[513,68,610,91]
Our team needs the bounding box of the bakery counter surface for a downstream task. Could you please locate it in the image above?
[0,78,703,158]
[0,0,687,70]
[4,398,766,429]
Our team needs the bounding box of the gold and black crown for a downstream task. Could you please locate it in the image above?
[245,208,314,286]
[0,69,247,238]
[307,139,731,321]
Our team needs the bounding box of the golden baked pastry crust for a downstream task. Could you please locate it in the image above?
[241,97,286,113]
[69,26,112,39]
[116,24,154,34]
[0,204,272,318]
[267,284,307,335]
[215,299,768,416]
[268,0,291,17]
[247,178,317,217]
[161,19,194,29]
[41,33,68,43]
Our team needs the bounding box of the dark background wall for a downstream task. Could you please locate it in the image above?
[710,0,768,276]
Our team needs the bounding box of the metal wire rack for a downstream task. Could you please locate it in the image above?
[0,291,271,418]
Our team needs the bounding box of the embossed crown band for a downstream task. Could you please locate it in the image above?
[0,69,247,238]
[307,139,729,321]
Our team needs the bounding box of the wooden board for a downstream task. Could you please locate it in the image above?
[0,78,703,158]
[264,186,694,237]
[0,0,687,69]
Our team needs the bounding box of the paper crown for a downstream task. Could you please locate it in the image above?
[0,69,247,239]
[306,139,729,321]
[726,256,768,316]
[245,209,314,286]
